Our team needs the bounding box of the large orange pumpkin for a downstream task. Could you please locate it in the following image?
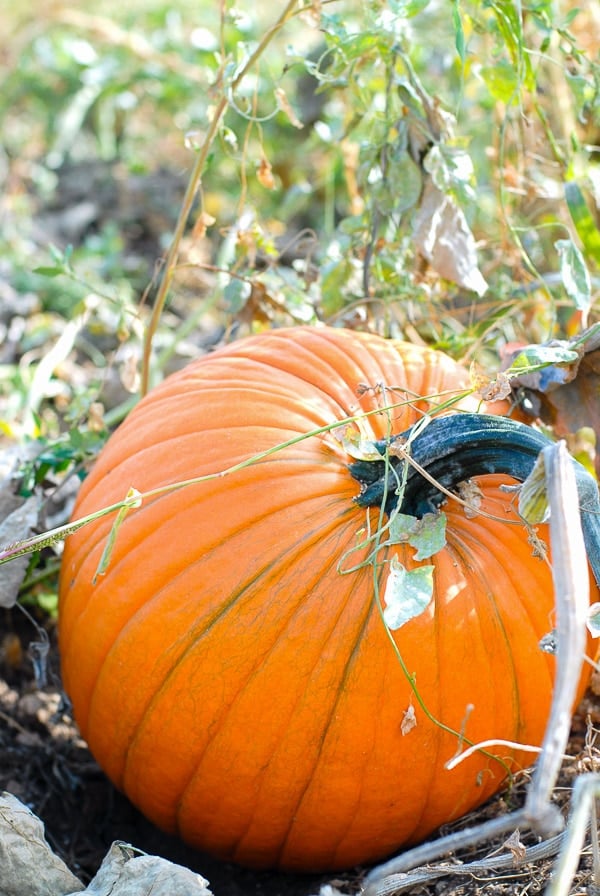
[58,326,598,872]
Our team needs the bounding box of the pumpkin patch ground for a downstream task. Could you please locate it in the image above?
[2,614,600,895]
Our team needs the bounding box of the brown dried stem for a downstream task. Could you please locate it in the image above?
[140,0,302,396]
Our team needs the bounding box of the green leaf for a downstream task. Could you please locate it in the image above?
[389,0,432,17]
[506,344,580,376]
[383,149,422,215]
[332,31,382,62]
[340,428,382,462]
[564,180,600,266]
[383,557,434,630]
[389,511,447,560]
[555,238,591,313]
[479,60,519,103]
[486,1,535,91]
[49,243,73,265]
[565,71,596,123]
[320,256,354,315]
[587,602,600,638]
[222,278,252,312]
[452,1,466,64]
[33,265,66,278]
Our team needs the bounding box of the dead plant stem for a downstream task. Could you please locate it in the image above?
[140,0,302,396]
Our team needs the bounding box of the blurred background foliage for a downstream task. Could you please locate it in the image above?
[0,0,599,443]
[0,1,598,873]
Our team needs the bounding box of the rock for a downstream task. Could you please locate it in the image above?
[0,793,214,896]
[0,791,84,896]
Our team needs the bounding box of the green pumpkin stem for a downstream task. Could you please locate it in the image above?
[349,413,600,586]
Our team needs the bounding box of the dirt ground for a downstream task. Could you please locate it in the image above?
[2,603,600,896]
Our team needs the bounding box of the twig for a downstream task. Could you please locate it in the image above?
[524,441,590,837]
[368,830,566,896]
[140,0,302,395]
[363,810,529,893]
[546,774,599,895]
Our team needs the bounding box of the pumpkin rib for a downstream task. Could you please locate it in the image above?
[273,566,392,868]
[73,409,346,496]
[115,498,362,770]
[365,539,485,852]
[207,328,472,438]
[447,492,554,686]
[87,502,354,794]
[171,367,357,425]
[124,512,382,848]
[299,546,434,866]
[309,332,470,429]
[441,499,555,735]
[202,547,381,866]
[446,489,558,681]
[173,548,392,869]
[392,554,445,843]
[59,434,353,650]
[377,486,555,848]
[190,332,382,422]
[71,480,359,741]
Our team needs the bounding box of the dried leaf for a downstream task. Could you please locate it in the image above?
[470,362,512,402]
[192,210,216,240]
[401,704,417,735]
[257,157,276,190]
[0,794,213,896]
[502,829,527,864]
[502,328,600,473]
[87,401,106,433]
[456,479,483,518]
[82,841,212,896]
[413,180,488,295]
[529,340,600,477]
[0,496,42,607]
[274,86,303,129]
[0,445,43,608]
[120,352,141,394]
[565,426,596,476]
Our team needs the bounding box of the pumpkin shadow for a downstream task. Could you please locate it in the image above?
[100,785,346,896]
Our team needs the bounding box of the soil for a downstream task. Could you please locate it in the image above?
[2,604,600,896]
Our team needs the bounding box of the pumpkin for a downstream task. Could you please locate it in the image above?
[58,325,598,872]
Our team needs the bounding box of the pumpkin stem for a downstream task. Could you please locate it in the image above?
[349,413,600,586]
